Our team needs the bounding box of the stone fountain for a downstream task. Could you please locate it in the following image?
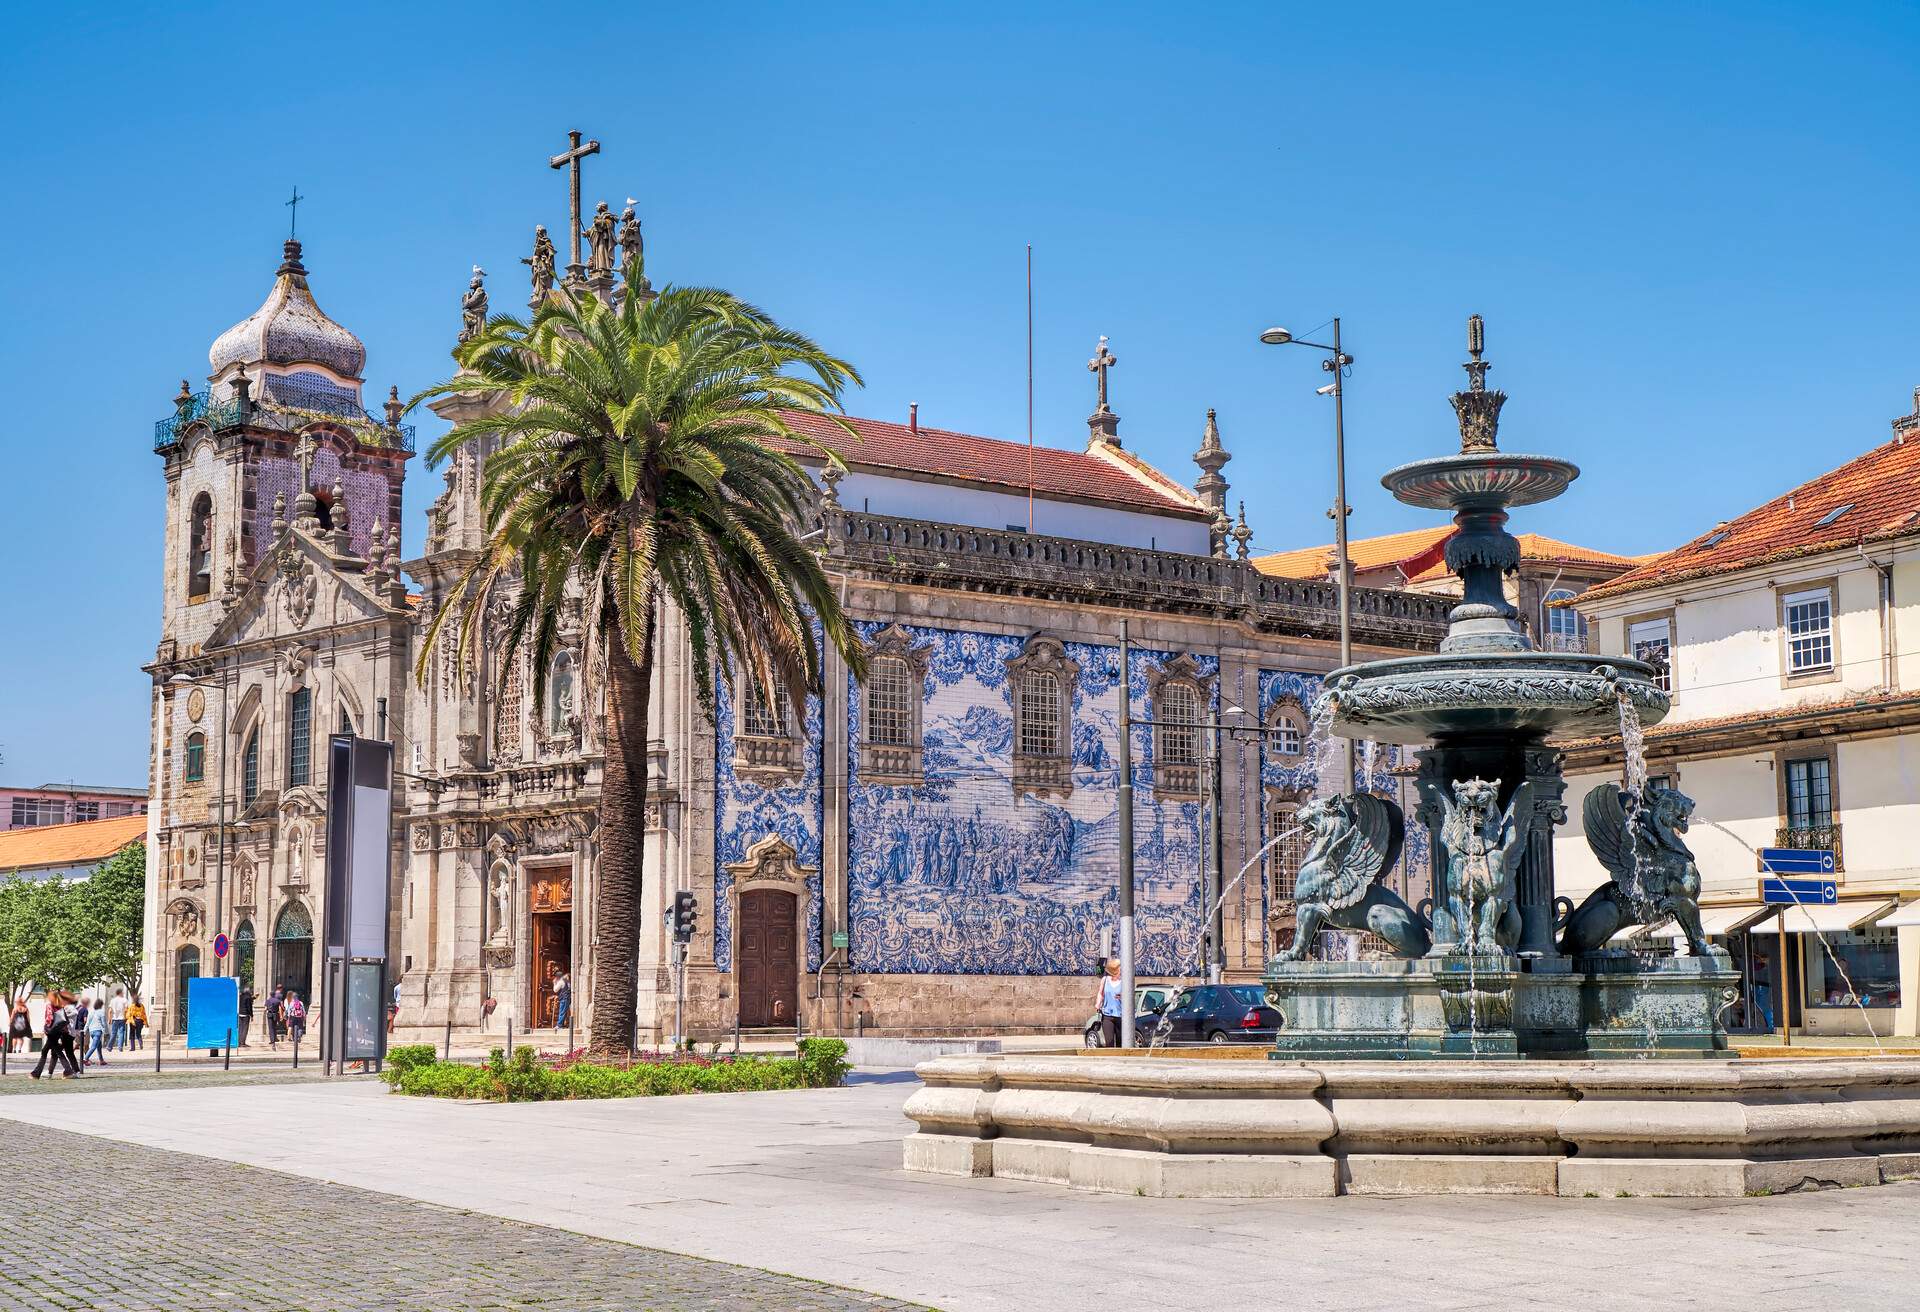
[1265,315,1738,1059]
[901,320,1920,1198]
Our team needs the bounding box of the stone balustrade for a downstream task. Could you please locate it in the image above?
[828,511,1452,649]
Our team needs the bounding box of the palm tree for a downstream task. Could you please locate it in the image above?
[416,260,868,1054]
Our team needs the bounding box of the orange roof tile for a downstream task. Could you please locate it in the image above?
[768,411,1209,519]
[1256,526,1636,584]
[0,814,146,874]
[1405,533,1642,585]
[1582,435,1920,604]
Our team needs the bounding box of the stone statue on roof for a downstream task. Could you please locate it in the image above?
[619,199,649,291]
[584,201,617,277]
[459,267,488,343]
[523,226,557,299]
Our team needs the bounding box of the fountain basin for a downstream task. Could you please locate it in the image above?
[1324,650,1669,745]
[903,1053,1920,1197]
[1381,452,1580,511]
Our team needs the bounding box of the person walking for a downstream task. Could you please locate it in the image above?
[387,978,401,1036]
[266,986,284,1048]
[8,999,30,1055]
[29,991,80,1079]
[107,988,129,1052]
[284,991,306,1047]
[126,996,147,1050]
[1094,958,1125,1049]
[83,999,109,1067]
[553,970,571,1029]
[237,984,254,1048]
[72,998,91,1064]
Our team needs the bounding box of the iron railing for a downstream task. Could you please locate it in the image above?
[153,390,244,449]
[1774,823,1843,870]
[153,387,415,453]
[1540,631,1596,654]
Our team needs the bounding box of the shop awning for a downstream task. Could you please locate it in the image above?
[1877,900,1920,928]
[1776,899,1895,935]
[1611,921,1668,943]
[1650,904,1775,940]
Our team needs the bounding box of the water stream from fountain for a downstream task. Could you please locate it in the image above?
[1305,692,1341,800]
[1144,825,1306,1051]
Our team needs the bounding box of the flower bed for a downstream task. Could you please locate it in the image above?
[382,1038,850,1102]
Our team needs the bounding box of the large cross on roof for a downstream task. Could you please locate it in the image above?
[548,130,600,273]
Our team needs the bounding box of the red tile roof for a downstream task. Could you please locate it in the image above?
[1254,526,1636,583]
[769,411,1209,519]
[0,814,146,873]
[1405,533,1642,585]
[1582,435,1920,604]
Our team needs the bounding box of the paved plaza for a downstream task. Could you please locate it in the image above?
[2,1071,1918,1310]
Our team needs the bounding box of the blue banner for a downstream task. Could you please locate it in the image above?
[184,975,240,1050]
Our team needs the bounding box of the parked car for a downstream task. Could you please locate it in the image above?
[1082,984,1177,1047]
[1136,984,1280,1045]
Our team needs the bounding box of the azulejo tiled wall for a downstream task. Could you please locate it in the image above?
[712,675,824,974]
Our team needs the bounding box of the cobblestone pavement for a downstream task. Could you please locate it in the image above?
[0,1067,343,1096]
[0,1120,930,1312]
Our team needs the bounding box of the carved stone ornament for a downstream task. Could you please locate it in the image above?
[235,861,257,910]
[185,687,206,723]
[280,557,318,628]
[281,643,314,687]
[526,814,579,854]
[438,823,457,850]
[166,898,203,942]
[412,823,433,851]
[725,833,816,895]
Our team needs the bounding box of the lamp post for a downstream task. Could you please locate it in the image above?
[1260,321,1356,786]
[169,671,231,979]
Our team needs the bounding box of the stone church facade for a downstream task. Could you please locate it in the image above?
[144,228,1449,1042]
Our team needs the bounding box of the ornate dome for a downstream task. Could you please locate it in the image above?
[208,240,366,381]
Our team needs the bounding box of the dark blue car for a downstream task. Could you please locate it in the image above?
[1139,984,1281,1045]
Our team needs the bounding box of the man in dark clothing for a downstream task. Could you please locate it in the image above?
[237,985,255,1047]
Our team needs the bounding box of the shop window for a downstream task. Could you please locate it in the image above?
[1803,929,1899,1010]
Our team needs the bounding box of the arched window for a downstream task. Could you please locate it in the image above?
[548,651,577,734]
[1156,682,1200,766]
[1545,588,1588,649]
[338,706,354,736]
[287,687,312,787]
[493,655,522,760]
[184,731,206,783]
[1268,698,1308,756]
[1018,672,1061,757]
[313,485,335,532]
[273,902,314,1004]
[867,656,913,747]
[188,493,213,599]
[241,729,259,804]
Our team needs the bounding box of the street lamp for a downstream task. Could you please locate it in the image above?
[1260,320,1356,785]
[169,671,231,980]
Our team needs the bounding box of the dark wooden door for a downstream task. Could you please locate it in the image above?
[737,889,798,1028]
[531,914,570,1026]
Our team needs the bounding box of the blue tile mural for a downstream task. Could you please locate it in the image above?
[842,622,1214,977]
[713,676,825,974]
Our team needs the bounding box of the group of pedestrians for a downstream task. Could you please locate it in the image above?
[258,985,308,1048]
[22,988,146,1079]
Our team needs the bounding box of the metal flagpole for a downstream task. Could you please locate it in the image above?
[1117,620,1136,1048]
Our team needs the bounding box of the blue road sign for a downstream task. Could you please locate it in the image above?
[1761,876,1838,906]
[1758,847,1836,875]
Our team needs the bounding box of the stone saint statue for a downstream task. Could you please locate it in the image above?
[1423,777,1534,954]
[584,200,617,277]
[459,267,488,343]
[1560,783,1709,956]
[1274,793,1431,960]
[489,866,513,945]
[618,199,649,289]
[522,226,557,299]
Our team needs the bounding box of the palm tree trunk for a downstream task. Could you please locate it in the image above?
[590,607,655,1055]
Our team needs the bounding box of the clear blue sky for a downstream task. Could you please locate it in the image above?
[2,3,1915,787]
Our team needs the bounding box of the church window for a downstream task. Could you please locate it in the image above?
[313,486,334,533]
[1268,795,1312,954]
[740,679,792,739]
[187,493,213,600]
[242,730,259,805]
[493,655,523,761]
[548,651,577,734]
[184,732,206,783]
[1268,697,1308,757]
[1018,672,1061,757]
[1156,682,1201,767]
[287,687,312,787]
[867,657,913,747]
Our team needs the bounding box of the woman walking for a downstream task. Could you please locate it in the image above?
[127,995,146,1050]
[7,999,29,1055]
[83,1000,109,1067]
[29,991,80,1079]
[285,991,307,1047]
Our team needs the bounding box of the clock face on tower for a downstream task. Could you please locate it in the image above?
[186,688,206,723]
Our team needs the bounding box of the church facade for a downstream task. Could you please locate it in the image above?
[144,222,1450,1043]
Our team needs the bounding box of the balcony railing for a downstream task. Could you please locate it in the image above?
[1774,823,1843,871]
[153,388,416,453]
[1539,631,1596,654]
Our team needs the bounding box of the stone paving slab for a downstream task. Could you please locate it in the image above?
[0,1118,929,1312]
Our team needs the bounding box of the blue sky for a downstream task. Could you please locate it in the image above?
[2,3,1916,786]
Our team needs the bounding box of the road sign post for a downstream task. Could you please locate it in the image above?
[1757,851,1836,1049]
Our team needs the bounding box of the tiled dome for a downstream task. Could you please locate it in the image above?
[208,240,366,381]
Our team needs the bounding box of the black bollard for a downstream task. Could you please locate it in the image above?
[506,1020,513,1066]
[292,1033,300,1069]
[155,1028,161,1073]
[443,1019,452,1062]
[224,1030,232,1071]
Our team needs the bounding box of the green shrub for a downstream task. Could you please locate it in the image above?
[796,1037,851,1088]
[381,1044,438,1086]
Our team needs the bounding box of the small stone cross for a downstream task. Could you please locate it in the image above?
[295,433,318,491]
[1087,336,1119,414]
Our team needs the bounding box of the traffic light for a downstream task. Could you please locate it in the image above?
[672,890,698,943]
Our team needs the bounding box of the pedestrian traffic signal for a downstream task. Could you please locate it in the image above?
[672,890,697,943]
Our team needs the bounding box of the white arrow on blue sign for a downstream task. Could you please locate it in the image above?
[1761,876,1838,906]
[1757,847,1836,875]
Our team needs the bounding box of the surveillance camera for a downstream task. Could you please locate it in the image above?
[1315,383,1338,396]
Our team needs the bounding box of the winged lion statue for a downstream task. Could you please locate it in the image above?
[1558,782,1709,956]
[1275,792,1431,960]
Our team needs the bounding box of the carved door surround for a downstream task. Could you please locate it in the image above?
[726,834,814,1029]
